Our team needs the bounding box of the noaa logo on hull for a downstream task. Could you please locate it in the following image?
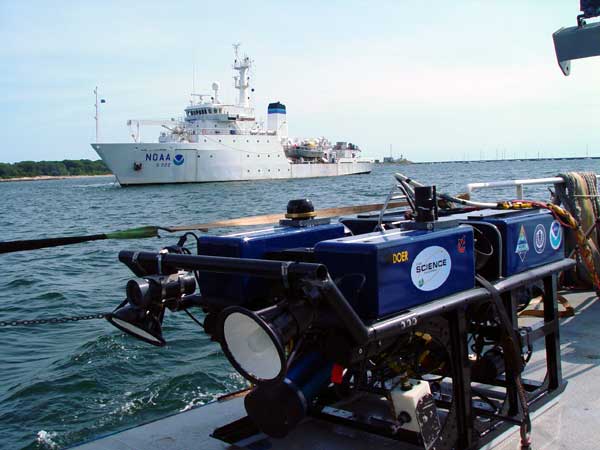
[549,221,562,250]
[410,246,451,292]
[534,224,546,254]
[145,153,171,161]
[173,154,185,166]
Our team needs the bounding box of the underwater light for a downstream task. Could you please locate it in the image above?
[218,304,313,384]
[106,271,196,347]
[106,301,166,347]
[219,307,287,384]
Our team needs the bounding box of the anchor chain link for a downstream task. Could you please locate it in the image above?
[0,313,107,328]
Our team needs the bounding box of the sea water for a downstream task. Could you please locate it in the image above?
[1,160,599,449]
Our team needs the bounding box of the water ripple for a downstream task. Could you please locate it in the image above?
[1,161,599,449]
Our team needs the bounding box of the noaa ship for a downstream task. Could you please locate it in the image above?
[91,46,372,186]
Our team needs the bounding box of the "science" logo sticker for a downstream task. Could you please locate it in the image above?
[411,246,452,292]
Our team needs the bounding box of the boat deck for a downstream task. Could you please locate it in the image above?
[72,290,600,450]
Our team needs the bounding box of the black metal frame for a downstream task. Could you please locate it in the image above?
[122,249,574,450]
[311,259,573,449]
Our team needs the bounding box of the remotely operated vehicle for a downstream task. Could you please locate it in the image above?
[105,173,578,450]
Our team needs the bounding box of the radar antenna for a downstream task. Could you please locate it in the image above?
[232,43,252,107]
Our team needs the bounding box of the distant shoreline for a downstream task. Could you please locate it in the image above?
[0,174,114,183]
[410,156,599,165]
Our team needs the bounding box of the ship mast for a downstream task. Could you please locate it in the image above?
[233,43,252,107]
[94,86,99,143]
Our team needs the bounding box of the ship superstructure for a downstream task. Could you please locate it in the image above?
[92,46,372,185]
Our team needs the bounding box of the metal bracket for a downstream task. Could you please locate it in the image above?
[281,261,291,289]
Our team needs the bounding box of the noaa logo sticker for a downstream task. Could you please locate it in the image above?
[411,246,451,292]
[549,221,562,250]
[173,154,185,166]
[515,225,529,262]
[534,224,546,254]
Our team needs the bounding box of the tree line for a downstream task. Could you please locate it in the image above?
[0,159,111,179]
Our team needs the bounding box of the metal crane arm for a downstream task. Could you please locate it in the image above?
[553,0,600,75]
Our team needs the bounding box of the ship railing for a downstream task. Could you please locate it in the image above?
[195,128,277,136]
[466,175,600,200]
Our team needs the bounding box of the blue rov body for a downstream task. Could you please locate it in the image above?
[195,208,564,320]
[470,209,565,276]
[197,223,345,302]
[315,226,475,319]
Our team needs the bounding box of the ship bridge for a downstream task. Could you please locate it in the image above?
[184,104,255,122]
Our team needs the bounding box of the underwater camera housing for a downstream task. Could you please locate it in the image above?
[109,193,573,449]
[106,271,196,346]
[107,247,198,346]
[126,273,197,309]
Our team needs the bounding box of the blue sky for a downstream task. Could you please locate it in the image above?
[1,0,600,163]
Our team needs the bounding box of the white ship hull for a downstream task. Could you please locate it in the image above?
[92,143,372,185]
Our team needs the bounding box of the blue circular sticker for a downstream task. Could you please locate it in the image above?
[549,220,562,250]
[534,224,546,254]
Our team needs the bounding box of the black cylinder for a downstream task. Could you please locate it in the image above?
[471,347,505,383]
[126,273,196,307]
[285,199,316,219]
[414,186,437,222]
[245,380,306,438]
[119,251,328,281]
[126,278,154,307]
[244,352,333,438]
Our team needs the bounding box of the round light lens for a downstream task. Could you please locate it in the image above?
[223,311,283,382]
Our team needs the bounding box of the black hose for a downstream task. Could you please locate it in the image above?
[0,234,106,254]
[475,275,531,449]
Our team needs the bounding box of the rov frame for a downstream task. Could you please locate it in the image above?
[119,250,573,449]
[310,259,572,449]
